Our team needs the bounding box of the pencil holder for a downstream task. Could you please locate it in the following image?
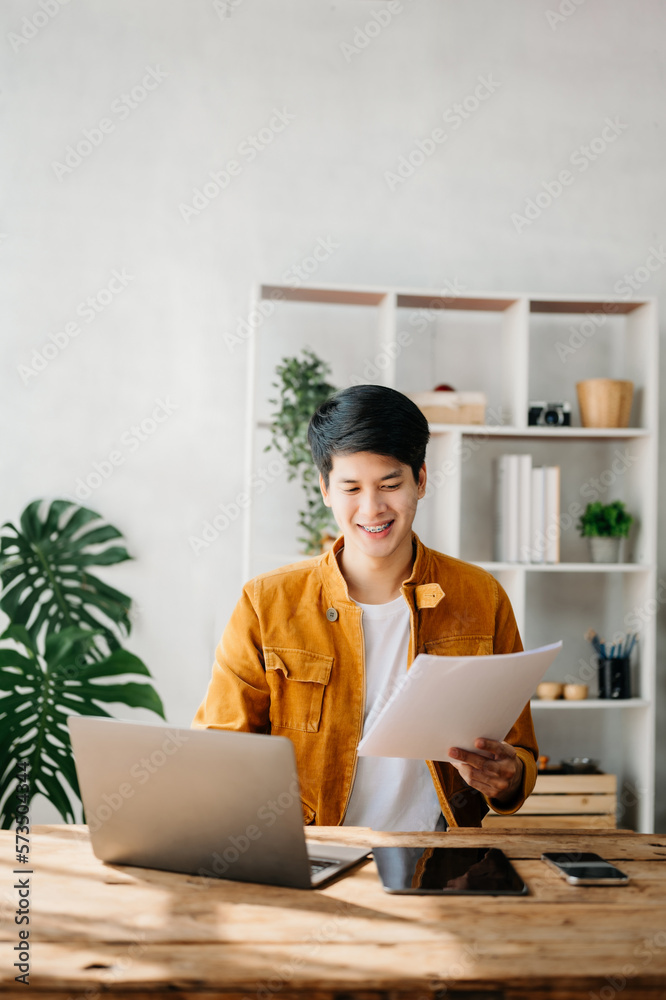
[597,656,631,699]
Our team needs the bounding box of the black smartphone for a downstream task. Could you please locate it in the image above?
[541,851,629,885]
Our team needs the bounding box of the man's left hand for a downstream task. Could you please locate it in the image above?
[448,738,523,804]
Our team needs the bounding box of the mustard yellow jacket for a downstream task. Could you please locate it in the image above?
[193,533,538,828]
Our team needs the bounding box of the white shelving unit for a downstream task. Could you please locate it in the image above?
[243,282,658,832]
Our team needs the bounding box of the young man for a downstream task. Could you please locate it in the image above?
[193,385,538,830]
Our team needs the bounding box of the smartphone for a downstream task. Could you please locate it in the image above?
[541,851,629,885]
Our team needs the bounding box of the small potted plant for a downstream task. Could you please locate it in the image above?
[266,349,339,555]
[577,500,633,563]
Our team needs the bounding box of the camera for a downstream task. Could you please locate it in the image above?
[528,401,571,427]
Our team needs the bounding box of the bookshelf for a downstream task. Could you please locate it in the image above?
[242,282,658,832]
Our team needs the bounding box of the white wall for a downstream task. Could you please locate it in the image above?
[2,0,665,828]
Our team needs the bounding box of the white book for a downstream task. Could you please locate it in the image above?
[504,455,520,562]
[544,466,561,564]
[517,454,532,563]
[493,455,520,562]
[530,466,546,564]
[492,457,506,562]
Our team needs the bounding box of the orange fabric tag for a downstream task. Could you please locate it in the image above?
[414,584,445,608]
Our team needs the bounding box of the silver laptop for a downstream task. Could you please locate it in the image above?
[67,716,370,889]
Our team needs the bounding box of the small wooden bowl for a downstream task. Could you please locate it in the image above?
[563,683,588,700]
[536,682,564,700]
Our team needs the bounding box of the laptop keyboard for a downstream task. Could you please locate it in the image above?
[309,858,339,876]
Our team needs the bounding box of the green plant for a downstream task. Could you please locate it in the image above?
[267,349,338,554]
[577,500,634,538]
[0,499,165,827]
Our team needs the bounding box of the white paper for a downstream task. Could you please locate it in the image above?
[356,640,562,761]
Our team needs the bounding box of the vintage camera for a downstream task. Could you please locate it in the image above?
[528,401,571,427]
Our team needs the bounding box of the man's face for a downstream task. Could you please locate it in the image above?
[319,451,426,563]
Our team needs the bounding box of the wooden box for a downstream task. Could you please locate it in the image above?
[410,391,486,425]
[482,771,618,830]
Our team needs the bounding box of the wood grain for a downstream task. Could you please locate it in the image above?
[1,825,665,999]
[482,814,618,829]
[533,774,617,793]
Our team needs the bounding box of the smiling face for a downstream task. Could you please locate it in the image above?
[319,451,427,568]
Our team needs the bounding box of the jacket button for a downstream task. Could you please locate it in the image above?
[326,607,338,622]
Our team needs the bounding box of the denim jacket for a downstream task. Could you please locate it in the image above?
[192,533,538,827]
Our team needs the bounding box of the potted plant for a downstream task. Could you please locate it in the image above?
[266,349,339,555]
[577,500,633,563]
[0,499,165,827]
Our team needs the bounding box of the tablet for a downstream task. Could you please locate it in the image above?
[372,846,528,895]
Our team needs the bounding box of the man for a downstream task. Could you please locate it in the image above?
[193,385,538,830]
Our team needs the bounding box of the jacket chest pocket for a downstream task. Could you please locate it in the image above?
[424,635,493,656]
[264,648,333,733]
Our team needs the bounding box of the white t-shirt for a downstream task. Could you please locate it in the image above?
[342,595,444,832]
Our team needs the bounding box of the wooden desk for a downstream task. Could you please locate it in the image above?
[2,825,666,999]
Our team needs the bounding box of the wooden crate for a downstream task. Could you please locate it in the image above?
[409,391,486,424]
[482,772,618,830]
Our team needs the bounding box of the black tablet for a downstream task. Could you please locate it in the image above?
[372,846,528,895]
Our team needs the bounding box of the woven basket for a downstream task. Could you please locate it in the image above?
[576,379,633,428]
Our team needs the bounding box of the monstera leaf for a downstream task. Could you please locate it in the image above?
[0,499,165,829]
[0,625,165,827]
[0,499,133,656]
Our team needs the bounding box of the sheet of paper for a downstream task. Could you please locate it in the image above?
[356,640,562,761]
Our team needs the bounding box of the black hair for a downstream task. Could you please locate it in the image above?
[307,384,430,487]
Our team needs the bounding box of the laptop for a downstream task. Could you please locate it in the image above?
[67,716,370,889]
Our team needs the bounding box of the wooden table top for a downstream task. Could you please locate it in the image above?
[1,825,666,999]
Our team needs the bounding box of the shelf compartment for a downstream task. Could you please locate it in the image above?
[529,299,647,314]
[528,300,657,433]
[259,284,387,307]
[395,302,523,422]
[396,293,518,312]
[458,435,653,565]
